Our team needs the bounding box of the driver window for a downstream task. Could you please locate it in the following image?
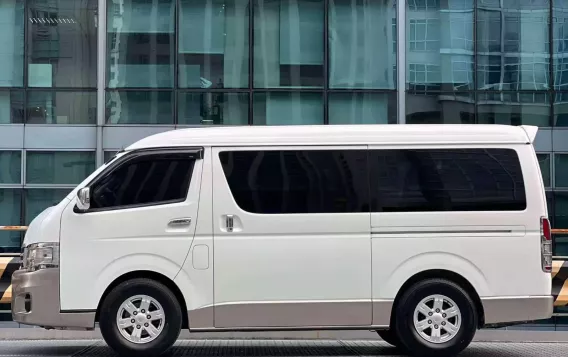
[90,153,196,210]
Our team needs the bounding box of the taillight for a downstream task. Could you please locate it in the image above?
[541,217,552,272]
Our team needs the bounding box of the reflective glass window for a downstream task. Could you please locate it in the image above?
[253,92,323,125]
[328,0,395,89]
[106,91,173,124]
[406,0,474,91]
[477,92,551,126]
[0,90,24,124]
[555,154,568,188]
[28,0,97,88]
[26,91,96,124]
[406,92,475,124]
[555,192,568,229]
[328,93,396,125]
[0,189,22,253]
[25,189,69,224]
[555,92,568,126]
[476,0,550,90]
[537,154,551,188]
[553,1,568,91]
[107,0,174,88]
[219,150,369,214]
[178,0,249,89]
[178,92,248,125]
[25,151,95,185]
[0,151,21,184]
[254,0,324,88]
[0,0,24,88]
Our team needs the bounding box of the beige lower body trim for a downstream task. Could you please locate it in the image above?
[11,269,95,330]
[481,296,553,325]
[188,300,393,330]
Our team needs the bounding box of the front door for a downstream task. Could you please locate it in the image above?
[212,146,372,328]
[59,148,203,311]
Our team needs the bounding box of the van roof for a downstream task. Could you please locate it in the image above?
[126,124,537,150]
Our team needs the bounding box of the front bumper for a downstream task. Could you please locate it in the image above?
[11,268,95,330]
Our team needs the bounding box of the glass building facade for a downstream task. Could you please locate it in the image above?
[0,0,568,327]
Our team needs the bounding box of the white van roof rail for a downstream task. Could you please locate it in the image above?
[520,125,538,144]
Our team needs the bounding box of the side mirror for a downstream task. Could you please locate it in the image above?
[76,187,91,212]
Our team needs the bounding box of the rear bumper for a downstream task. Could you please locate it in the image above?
[481,296,553,326]
[11,268,95,330]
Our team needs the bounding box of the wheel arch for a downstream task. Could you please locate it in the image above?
[391,269,485,329]
[95,270,189,329]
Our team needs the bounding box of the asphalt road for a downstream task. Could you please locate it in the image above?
[0,339,567,357]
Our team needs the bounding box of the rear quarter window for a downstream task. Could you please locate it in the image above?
[369,148,526,212]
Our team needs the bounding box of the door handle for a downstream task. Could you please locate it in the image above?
[169,218,191,227]
[226,215,234,232]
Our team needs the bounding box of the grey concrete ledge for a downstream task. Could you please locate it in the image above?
[1,329,568,343]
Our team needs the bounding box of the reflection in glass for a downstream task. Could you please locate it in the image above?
[476,0,550,90]
[537,154,551,187]
[178,92,248,125]
[0,0,24,87]
[406,92,475,124]
[107,0,174,88]
[554,1,568,91]
[0,189,22,253]
[254,0,324,88]
[28,0,97,88]
[406,0,474,91]
[477,92,550,126]
[0,151,21,184]
[555,154,568,188]
[555,192,568,229]
[555,92,568,126]
[25,189,70,224]
[106,91,173,124]
[329,93,396,124]
[27,91,96,124]
[26,151,95,184]
[0,90,24,123]
[253,92,323,125]
[179,0,249,88]
[329,0,395,89]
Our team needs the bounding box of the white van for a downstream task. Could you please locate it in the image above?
[12,124,552,357]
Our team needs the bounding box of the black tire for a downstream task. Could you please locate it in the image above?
[99,278,182,357]
[394,279,478,357]
[376,329,401,347]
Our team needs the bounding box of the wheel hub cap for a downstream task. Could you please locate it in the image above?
[116,294,165,344]
[413,294,461,344]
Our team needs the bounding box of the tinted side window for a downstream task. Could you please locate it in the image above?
[90,153,195,209]
[219,150,369,214]
[370,149,526,212]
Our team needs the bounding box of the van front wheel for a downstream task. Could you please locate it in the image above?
[394,279,477,357]
[99,278,182,356]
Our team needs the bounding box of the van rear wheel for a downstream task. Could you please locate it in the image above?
[394,279,477,357]
[99,278,182,356]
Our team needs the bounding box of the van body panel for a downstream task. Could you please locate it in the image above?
[58,155,204,310]
[211,146,373,328]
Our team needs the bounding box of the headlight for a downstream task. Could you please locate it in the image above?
[22,243,59,272]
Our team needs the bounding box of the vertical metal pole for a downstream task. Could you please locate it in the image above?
[397,0,406,124]
[96,0,107,167]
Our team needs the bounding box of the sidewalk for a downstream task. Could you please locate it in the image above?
[1,327,568,343]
